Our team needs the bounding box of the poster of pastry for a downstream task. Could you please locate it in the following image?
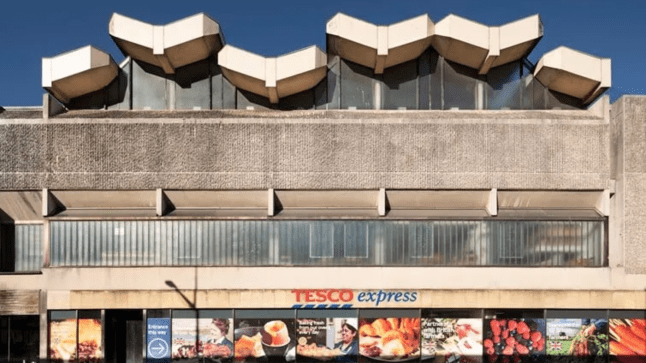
[199,318,234,359]
[297,317,359,362]
[609,319,646,361]
[421,318,482,363]
[546,319,607,361]
[172,317,199,359]
[49,318,77,362]
[359,317,420,361]
[233,316,296,360]
[483,319,545,362]
[78,319,102,362]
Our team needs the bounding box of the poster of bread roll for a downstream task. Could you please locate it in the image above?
[78,319,102,362]
[49,319,77,362]
[359,317,420,361]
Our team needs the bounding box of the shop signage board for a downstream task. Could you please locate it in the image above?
[147,318,171,363]
[291,289,419,309]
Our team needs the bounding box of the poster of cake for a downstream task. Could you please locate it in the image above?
[233,317,296,360]
[359,317,420,361]
[297,317,359,362]
[483,318,545,363]
[421,318,482,363]
[49,318,77,362]
[78,319,102,362]
[172,317,199,359]
[199,318,235,359]
[608,319,646,362]
[546,319,607,362]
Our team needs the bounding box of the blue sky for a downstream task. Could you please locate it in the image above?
[1,0,644,106]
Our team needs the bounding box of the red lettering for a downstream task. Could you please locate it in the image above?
[291,289,305,302]
[305,290,316,302]
[340,289,354,302]
[327,290,340,302]
[316,290,327,302]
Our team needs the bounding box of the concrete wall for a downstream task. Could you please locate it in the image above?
[612,96,646,274]
[0,109,609,190]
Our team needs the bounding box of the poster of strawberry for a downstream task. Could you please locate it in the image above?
[546,319,607,363]
[609,319,646,362]
[483,318,545,363]
[420,318,482,363]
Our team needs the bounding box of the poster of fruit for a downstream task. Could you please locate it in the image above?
[483,319,545,362]
[421,318,482,363]
[609,319,646,361]
[233,317,296,360]
[78,319,102,362]
[172,317,199,359]
[546,319,607,361]
[198,318,234,359]
[49,318,77,362]
[359,317,420,361]
[297,318,359,362]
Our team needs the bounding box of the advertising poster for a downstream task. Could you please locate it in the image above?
[78,319,102,362]
[297,317,359,362]
[609,319,646,362]
[148,318,171,363]
[483,318,545,363]
[359,317,420,361]
[199,318,234,359]
[172,317,199,359]
[49,318,77,362]
[421,318,482,363]
[233,316,296,360]
[546,319,607,362]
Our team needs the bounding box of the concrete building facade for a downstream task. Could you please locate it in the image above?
[0,10,643,363]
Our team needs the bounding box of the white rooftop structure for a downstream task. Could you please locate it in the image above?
[42,46,118,104]
[218,45,327,104]
[109,12,224,74]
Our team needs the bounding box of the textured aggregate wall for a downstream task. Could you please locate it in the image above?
[0,111,609,191]
[613,96,646,274]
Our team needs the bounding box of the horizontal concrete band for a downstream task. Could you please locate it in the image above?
[45,289,646,310]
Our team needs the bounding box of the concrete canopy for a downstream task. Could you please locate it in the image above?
[218,45,327,104]
[109,12,224,74]
[42,46,118,105]
[432,14,543,74]
[534,46,611,104]
[326,13,435,74]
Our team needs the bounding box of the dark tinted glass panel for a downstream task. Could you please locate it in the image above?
[340,60,374,110]
[442,59,477,110]
[383,60,418,110]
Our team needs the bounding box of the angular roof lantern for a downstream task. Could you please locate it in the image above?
[433,14,543,74]
[42,45,119,104]
[534,46,611,104]
[326,13,434,74]
[109,12,224,74]
[218,45,327,104]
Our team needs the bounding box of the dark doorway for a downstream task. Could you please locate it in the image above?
[105,310,144,363]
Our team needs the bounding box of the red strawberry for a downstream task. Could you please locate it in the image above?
[499,320,507,327]
[531,331,542,342]
[486,347,495,355]
[508,320,517,331]
[490,320,499,330]
[506,337,516,347]
[493,336,501,344]
[516,344,529,355]
[484,339,494,348]
[532,340,539,348]
[502,346,514,356]
[517,322,529,334]
[522,332,530,340]
[502,330,509,339]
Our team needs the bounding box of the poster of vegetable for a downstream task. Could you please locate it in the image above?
[199,318,235,359]
[297,318,359,362]
[483,318,545,363]
[421,318,482,363]
[172,317,199,359]
[78,319,102,362]
[609,319,646,362]
[359,317,420,361]
[546,319,607,362]
[49,318,77,362]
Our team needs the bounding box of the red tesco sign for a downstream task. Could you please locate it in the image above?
[291,289,354,303]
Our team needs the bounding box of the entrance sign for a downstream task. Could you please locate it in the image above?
[147,318,171,363]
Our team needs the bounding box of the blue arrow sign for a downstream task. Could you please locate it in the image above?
[147,318,170,363]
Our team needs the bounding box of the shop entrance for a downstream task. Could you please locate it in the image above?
[105,309,143,363]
